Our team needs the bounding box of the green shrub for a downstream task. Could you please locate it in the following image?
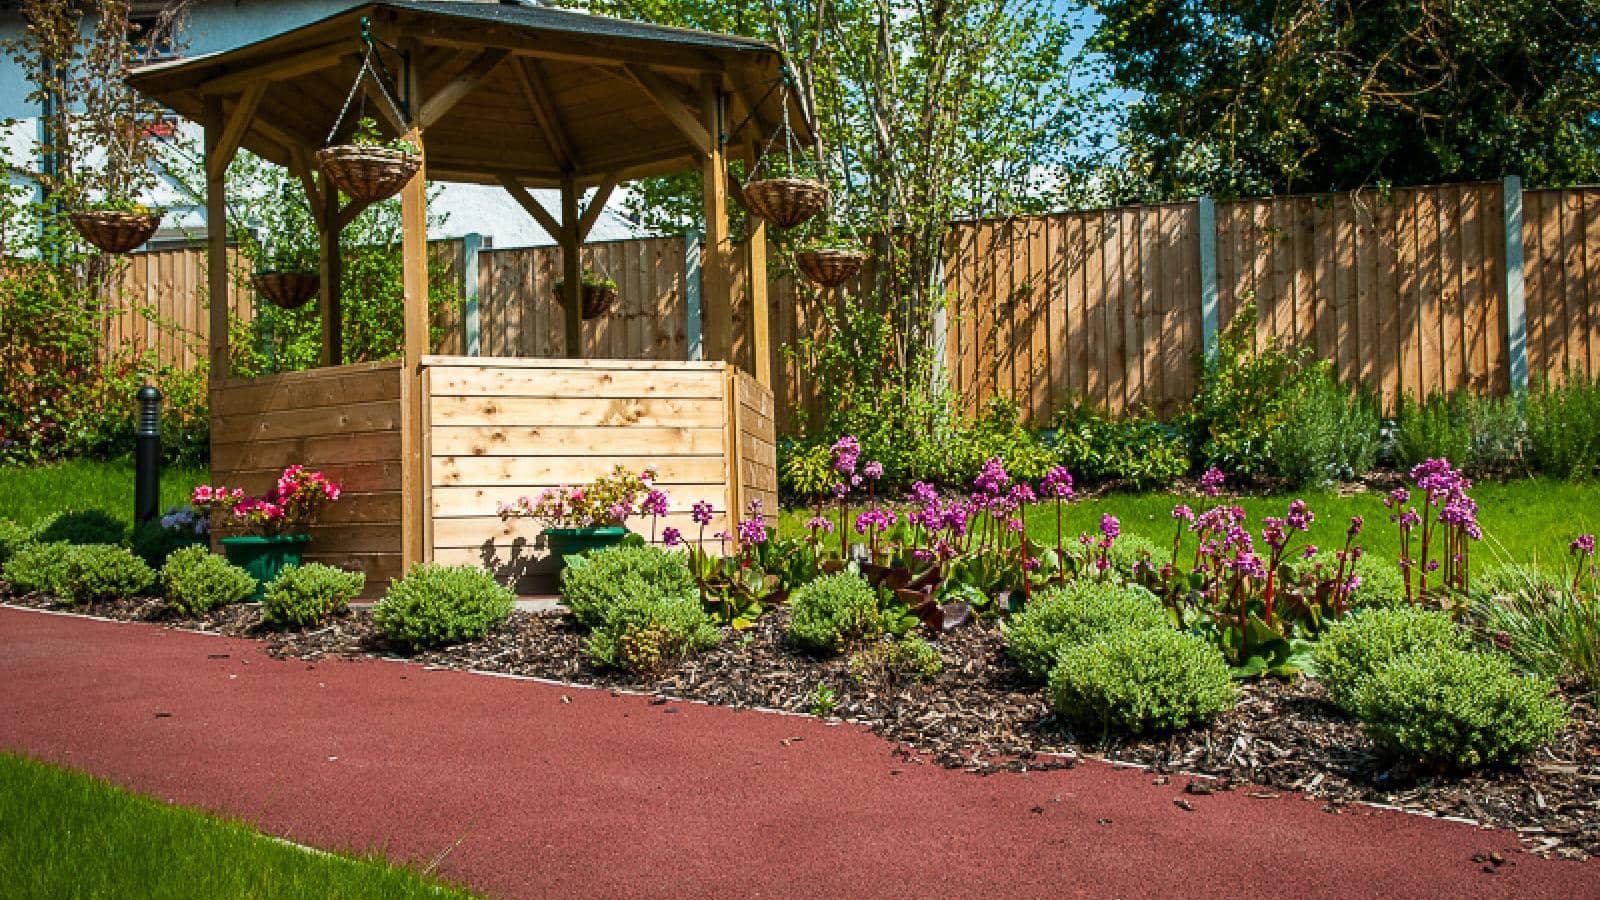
[848,636,943,691]
[3,541,71,597]
[560,545,696,629]
[1003,579,1168,680]
[1053,402,1189,490]
[1525,374,1600,479]
[946,397,1059,484]
[1286,549,1405,608]
[1352,648,1567,769]
[586,593,722,674]
[1272,374,1379,487]
[56,544,155,604]
[372,563,514,650]
[261,563,363,627]
[35,510,127,547]
[788,572,884,654]
[0,519,35,567]
[1466,393,1526,474]
[1048,628,1235,735]
[1313,608,1468,713]
[1395,390,1472,469]
[159,546,255,616]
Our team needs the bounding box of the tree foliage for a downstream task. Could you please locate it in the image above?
[1091,0,1600,200]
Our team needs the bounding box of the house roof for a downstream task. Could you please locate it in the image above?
[128,1,808,187]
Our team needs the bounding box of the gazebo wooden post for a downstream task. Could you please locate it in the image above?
[700,77,731,363]
[399,52,430,569]
[318,177,343,366]
[559,174,583,357]
[745,147,772,389]
[202,95,231,386]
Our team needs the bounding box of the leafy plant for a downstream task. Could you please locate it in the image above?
[1466,393,1526,475]
[559,545,696,629]
[553,268,618,294]
[946,398,1059,485]
[499,466,662,530]
[1273,373,1379,487]
[348,117,418,155]
[788,572,885,654]
[57,544,154,605]
[1352,647,1567,769]
[1312,607,1468,714]
[1474,542,1600,699]
[1395,390,1472,470]
[1286,549,1405,609]
[0,519,34,568]
[261,563,364,627]
[160,546,254,616]
[371,564,514,650]
[3,541,72,597]
[1053,402,1189,489]
[585,592,722,675]
[806,682,837,717]
[848,636,943,693]
[1525,374,1600,480]
[1048,628,1235,735]
[1002,580,1168,681]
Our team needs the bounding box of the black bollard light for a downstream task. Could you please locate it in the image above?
[135,385,162,526]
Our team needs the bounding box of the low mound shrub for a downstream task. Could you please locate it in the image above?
[372,563,514,650]
[1286,550,1405,609]
[788,572,884,654]
[560,545,696,629]
[1048,628,1235,735]
[1352,648,1568,769]
[1313,608,1468,713]
[848,636,943,692]
[586,593,721,674]
[0,519,35,567]
[3,541,71,597]
[159,546,255,616]
[58,544,154,604]
[261,563,365,627]
[1003,580,1167,680]
[35,510,127,546]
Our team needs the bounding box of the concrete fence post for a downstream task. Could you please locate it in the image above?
[462,232,483,357]
[1502,176,1528,392]
[1198,196,1220,357]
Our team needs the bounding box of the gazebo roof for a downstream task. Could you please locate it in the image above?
[128,0,809,187]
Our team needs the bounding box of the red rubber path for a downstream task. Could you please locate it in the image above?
[2,605,1595,899]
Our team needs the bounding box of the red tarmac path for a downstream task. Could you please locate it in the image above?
[2,604,1596,899]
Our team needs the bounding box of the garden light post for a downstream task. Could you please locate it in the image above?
[135,385,161,526]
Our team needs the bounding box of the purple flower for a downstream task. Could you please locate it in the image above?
[691,499,715,527]
[1385,488,1410,509]
[662,527,683,547]
[641,489,670,518]
[1009,483,1036,505]
[1100,514,1120,541]
[1042,466,1075,499]
[974,458,1010,495]
[738,517,768,546]
[1262,517,1287,551]
[831,435,861,475]
[1172,504,1195,523]
[909,481,939,505]
[1572,534,1596,556]
[1200,467,1225,496]
[1348,515,1364,537]
[863,461,884,481]
[1286,499,1314,532]
[806,515,836,534]
[1302,545,1319,559]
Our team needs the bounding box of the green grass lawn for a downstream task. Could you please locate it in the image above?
[0,752,473,898]
[0,457,207,529]
[780,477,1600,572]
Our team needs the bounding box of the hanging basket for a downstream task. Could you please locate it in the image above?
[316,146,421,204]
[252,272,320,310]
[742,178,829,229]
[796,248,867,288]
[554,282,619,320]
[69,210,161,254]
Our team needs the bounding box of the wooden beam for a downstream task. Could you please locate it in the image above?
[207,81,266,178]
[400,39,430,570]
[198,40,348,95]
[202,96,230,386]
[335,199,374,231]
[419,48,511,128]
[747,146,771,389]
[559,174,583,358]
[511,57,577,171]
[625,64,711,157]
[700,78,732,364]
[499,176,562,240]
[289,147,324,222]
[576,174,618,243]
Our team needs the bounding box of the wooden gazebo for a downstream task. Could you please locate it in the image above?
[129,1,801,591]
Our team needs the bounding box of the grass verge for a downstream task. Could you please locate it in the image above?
[0,457,207,529]
[0,751,474,899]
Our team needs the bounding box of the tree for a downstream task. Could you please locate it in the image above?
[1091,0,1600,200]
[567,1,1109,459]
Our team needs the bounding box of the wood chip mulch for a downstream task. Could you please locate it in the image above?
[6,592,1597,859]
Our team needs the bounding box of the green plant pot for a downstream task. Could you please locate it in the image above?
[218,535,310,600]
[544,526,629,573]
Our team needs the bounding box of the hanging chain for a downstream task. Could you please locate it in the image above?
[324,45,408,147]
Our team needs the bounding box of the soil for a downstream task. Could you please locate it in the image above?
[7,589,1597,860]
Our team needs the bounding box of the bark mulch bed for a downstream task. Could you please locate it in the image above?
[7,592,1597,860]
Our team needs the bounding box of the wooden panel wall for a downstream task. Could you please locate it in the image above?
[423,357,743,594]
[209,361,404,595]
[729,369,779,520]
[1523,187,1600,383]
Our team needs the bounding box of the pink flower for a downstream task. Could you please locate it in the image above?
[1200,467,1225,496]
[641,489,670,518]
[1099,514,1120,541]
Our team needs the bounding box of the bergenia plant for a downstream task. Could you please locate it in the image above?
[1386,458,1481,605]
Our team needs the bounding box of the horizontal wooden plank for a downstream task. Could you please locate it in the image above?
[426,366,724,399]
[212,368,401,413]
[211,401,402,444]
[433,455,727,487]
[431,486,728,519]
[431,510,733,548]
[300,523,402,554]
[424,355,725,371]
[428,395,725,428]
[429,425,727,457]
[738,412,777,446]
[210,432,401,468]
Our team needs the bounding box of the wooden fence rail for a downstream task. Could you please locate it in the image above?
[88,178,1600,429]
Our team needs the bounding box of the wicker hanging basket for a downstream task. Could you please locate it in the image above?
[69,210,161,254]
[796,248,867,288]
[316,146,421,204]
[252,272,320,310]
[553,282,619,320]
[742,178,829,229]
